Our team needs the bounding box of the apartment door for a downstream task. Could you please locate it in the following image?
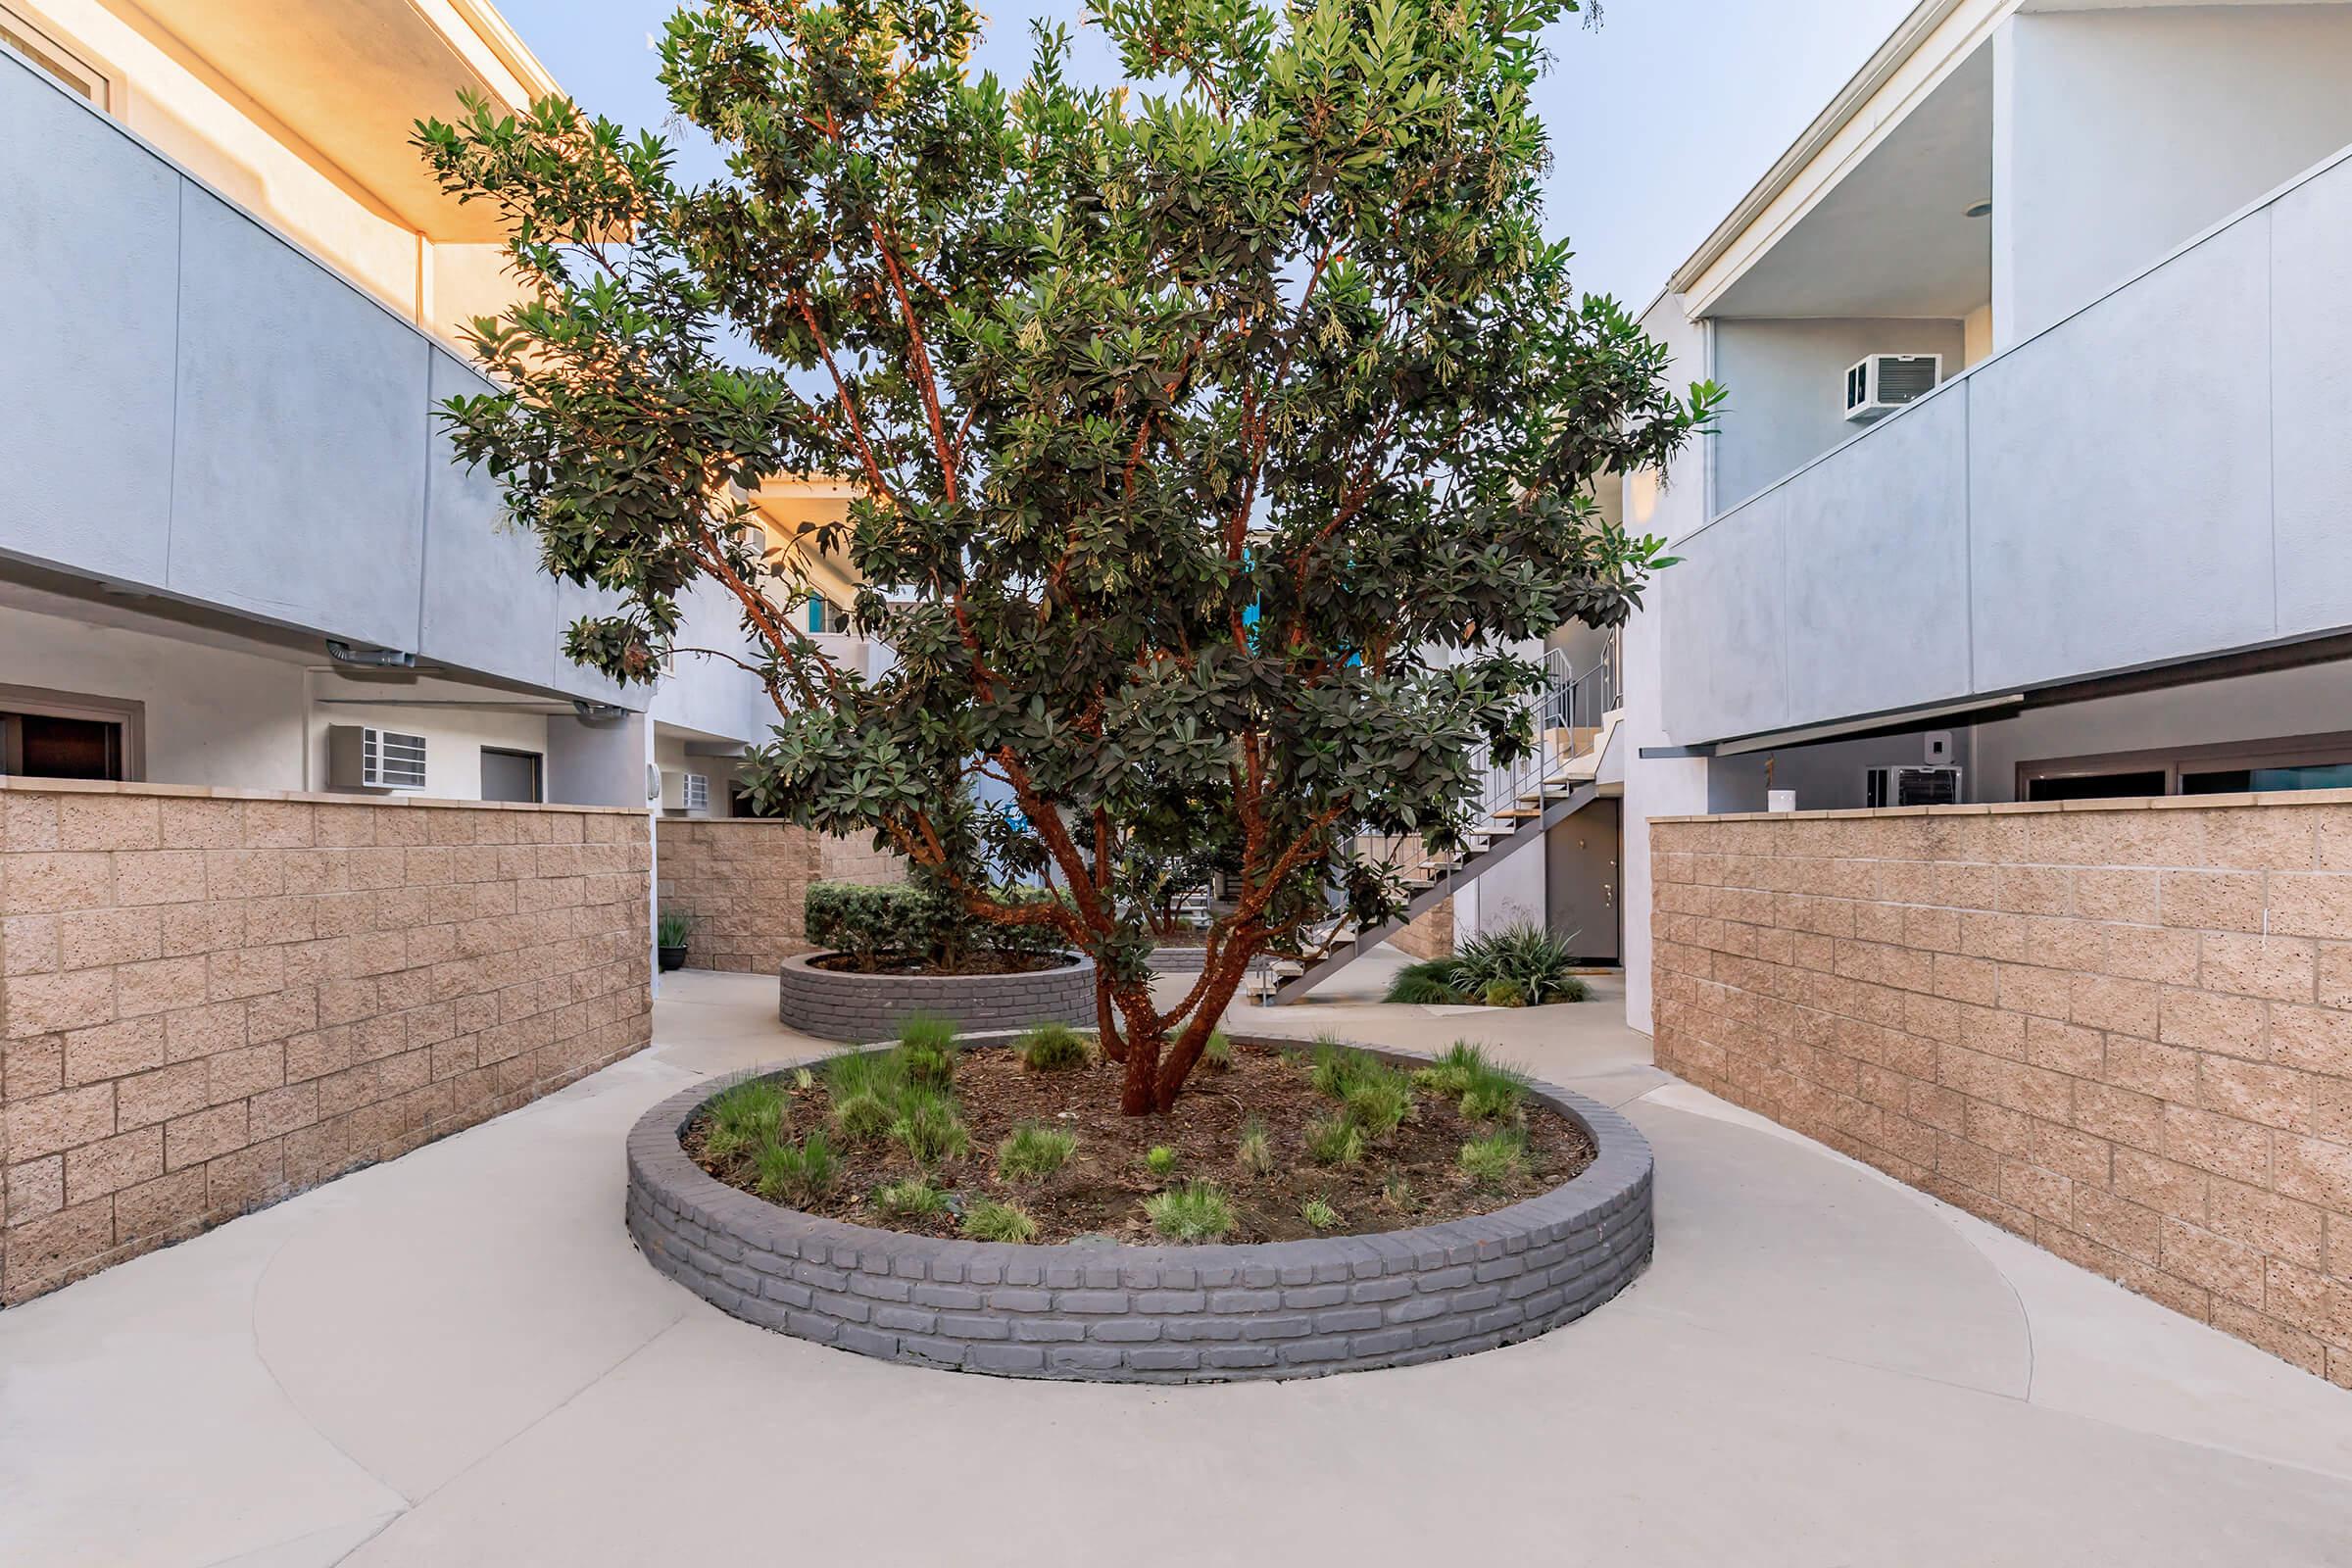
[480,747,543,804]
[1544,799,1621,965]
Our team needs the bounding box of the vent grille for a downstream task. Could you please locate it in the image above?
[366,729,427,790]
[1877,356,1939,403]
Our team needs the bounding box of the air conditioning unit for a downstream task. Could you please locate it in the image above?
[661,770,710,812]
[1866,764,1962,808]
[326,725,427,792]
[1843,353,1942,423]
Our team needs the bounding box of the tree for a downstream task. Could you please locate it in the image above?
[415,0,1721,1113]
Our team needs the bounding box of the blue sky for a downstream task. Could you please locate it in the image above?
[492,0,1917,309]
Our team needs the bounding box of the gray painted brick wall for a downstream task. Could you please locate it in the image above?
[624,1034,1653,1383]
[777,953,1097,1043]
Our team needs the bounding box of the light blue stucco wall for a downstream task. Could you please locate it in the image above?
[0,50,639,711]
[1658,138,2352,748]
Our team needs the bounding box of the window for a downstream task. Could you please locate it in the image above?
[480,747,544,804]
[805,596,854,635]
[2019,733,2352,802]
[0,685,141,781]
[0,7,111,108]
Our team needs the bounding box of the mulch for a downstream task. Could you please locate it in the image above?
[685,1044,1596,1245]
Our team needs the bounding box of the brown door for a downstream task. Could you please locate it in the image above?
[1544,798,1620,964]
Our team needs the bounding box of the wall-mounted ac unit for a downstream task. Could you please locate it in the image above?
[1865,764,1962,808]
[326,724,427,792]
[661,770,710,812]
[1843,353,1941,423]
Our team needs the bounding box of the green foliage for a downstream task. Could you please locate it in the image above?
[704,1078,785,1160]
[1235,1116,1274,1177]
[1483,978,1528,1008]
[1016,1022,1092,1071]
[1145,1145,1179,1178]
[415,0,1718,1114]
[754,1131,841,1205]
[1452,923,1589,1005]
[1304,1116,1365,1168]
[1344,1077,1412,1138]
[1412,1041,1488,1099]
[1144,1181,1236,1242]
[1412,1042,1527,1121]
[1201,1030,1233,1071]
[806,876,1059,972]
[793,1067,816,1092]
[657,908,692,948]
[1458,1130,1527,1190]
[961,1199,1039,1243]
[1380,1174,1414,1210]
[1309,1041,1387,1101]
[830,1090,897,1144]
[1300,1197,1343,1232]
[894,1014,958,1089]
[874,1176,950,1218]
[888,1090,970,1165]
[996,1123,1077,1183]
[1385,958,1466,1005]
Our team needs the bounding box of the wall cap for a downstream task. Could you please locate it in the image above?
[1648,787,2352,826]
[0,777,649,815]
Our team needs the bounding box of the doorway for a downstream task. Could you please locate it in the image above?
[480,747,544,804]
[1544,798,1621,965]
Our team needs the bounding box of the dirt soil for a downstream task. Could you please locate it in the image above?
[685,1044,1596,1245]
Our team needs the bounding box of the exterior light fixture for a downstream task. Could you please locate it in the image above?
[324,639,416,669]
[572,699,628,723]
[1963,198,1993,219]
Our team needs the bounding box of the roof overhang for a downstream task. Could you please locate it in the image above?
[122,0,559,240]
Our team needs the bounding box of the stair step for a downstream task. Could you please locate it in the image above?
[1496,808,1544,820]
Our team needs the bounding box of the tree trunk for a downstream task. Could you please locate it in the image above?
[1095,972,1127,1062]
[1119,1023,1161,1114]
[1150,941,1256,1110]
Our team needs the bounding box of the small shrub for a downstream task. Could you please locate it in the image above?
[824,1048,906,1102]
[1304,1116,1365,1167]
[1300,1197,1342,1231]
[793,1067,815,1092]
[1144,1181,1236,1241]
[830,1089,896,1144]
[1309,1041,1388,1102]
[657,908,692,948]
[1234,1117,1274,1177]
[1145,1145,1179,1178]
[1459,1080,1526,1122]
[997,1123,1077,1183]
[704,1078,785,1160]
[1200,1030,1233,1071]
[754,1132,840,1205]
[1482,977,1528,1008]
[1380,1174,1414,1210]
[895,1014,958,1088]
[1385,957,1465,1005]
[1016,1022,1090,1070]
[888,1090,970,1165]
[1415,1043,1528,1121]
[1458,1130,1526,1190]
[1452,921,1588,1005]
[1412,1041,1488,1099]
[874,1176,949,1218]
[1344,1077,1412,1137]
[962,1199,1038,1243]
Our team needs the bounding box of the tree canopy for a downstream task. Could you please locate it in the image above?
[416,0,1721,1111]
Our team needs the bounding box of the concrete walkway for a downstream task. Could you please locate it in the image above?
[4,971,2350,1566]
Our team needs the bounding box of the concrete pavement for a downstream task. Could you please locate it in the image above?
[2,967,2349,1566]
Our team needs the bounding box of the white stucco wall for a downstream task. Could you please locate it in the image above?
[1709,317,1967,513]
[1994,4,2352,345]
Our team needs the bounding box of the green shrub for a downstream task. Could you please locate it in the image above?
[830,1089,896,1144]
[1414,1043,1528,1121]
[1458,1130,1526,1190]
[657,908,692,948]
[1145,1145,1179,1178]
[792,1067,815,1092]
[754,1132,840,1205]
[1309,1041,1390,1102]
[1200,1030,1233,1070]
[1412,1041,1488,1099]
[874,1177,949,1218]
[996,1123,1077,1183]
[1144,1181,1235,1241]
[1482,977,1528,1008]
[961,1199,1038,1243]
[1344,1077,1412,1137]
[1304,1116,1364,1167]
[805,873,1067,973]
[1300,1197,1343,1231]
[824,1048,906,1102]
[704,1078,785,1161]
[1451,922,1589,1005]
[1016,1022,1092,1070]
[1234,1117,1274,1177]
[1384,957,1466,1005]
[888,1090,969,1165]
[894,1014,958,1088]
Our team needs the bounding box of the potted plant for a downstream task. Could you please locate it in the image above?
[657,909,692,972]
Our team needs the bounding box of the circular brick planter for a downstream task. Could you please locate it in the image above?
[625,1034,1653,1383]
[777,952,1096,1043]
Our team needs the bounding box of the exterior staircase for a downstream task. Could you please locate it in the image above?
[1264,650,1621,1004]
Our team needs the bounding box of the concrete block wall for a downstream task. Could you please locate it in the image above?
[1649,793,2352,1387]
[655,819,901,974]
[0,780,653,1304]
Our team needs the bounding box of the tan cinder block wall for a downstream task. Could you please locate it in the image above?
[1391,897,1453,961]
[1650,794,2352,1387]
[656,819,901,973]
[0,780,653,1305]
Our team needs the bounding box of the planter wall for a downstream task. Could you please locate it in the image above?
[777,952,1097,1043]
[624,1034,1652,1383]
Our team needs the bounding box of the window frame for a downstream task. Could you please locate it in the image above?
[479,746,545,805]
[2015,730,2352,802]
[0,682,145,781]
[0,5,114,111]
